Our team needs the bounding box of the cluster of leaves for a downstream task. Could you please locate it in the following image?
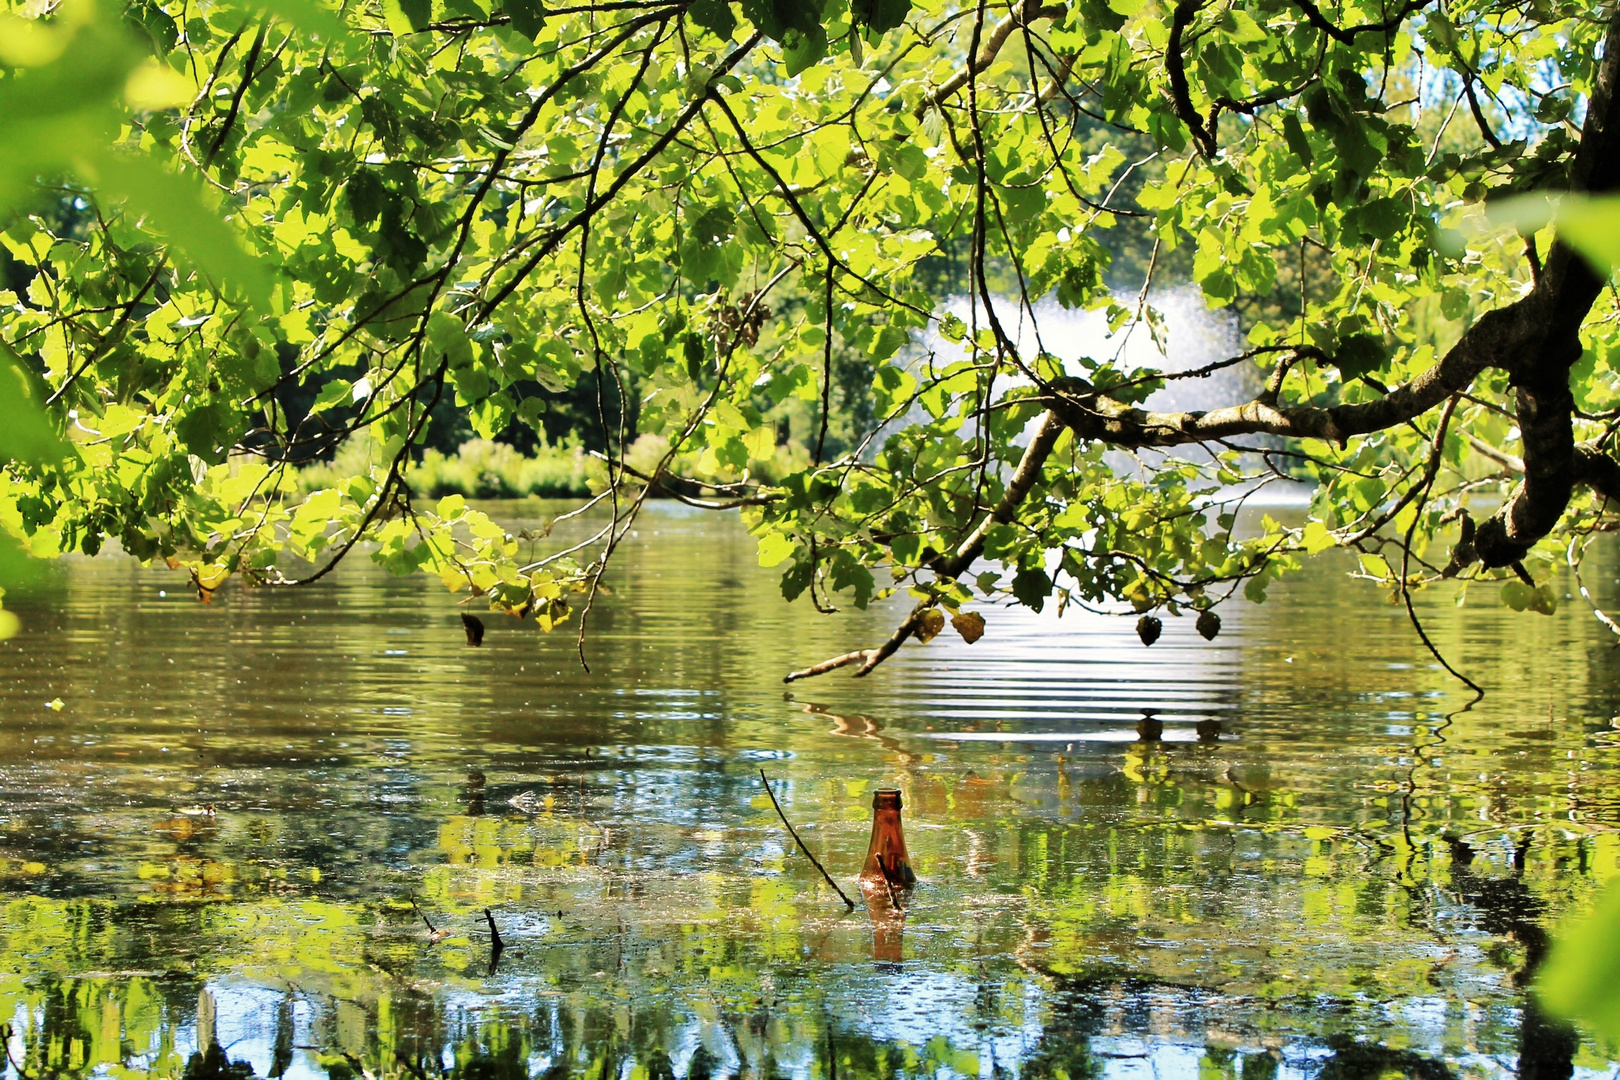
[0,0,1616,661]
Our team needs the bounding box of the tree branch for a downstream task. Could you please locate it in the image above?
[914,0,1067,118]
[1166,0,1216,158]
[203,24,267,170]
[782,411,1068,682]
[1575,446,1620,503]
[933,408,1067,578]
[783,602,935,682]
[1289,0,1429,45]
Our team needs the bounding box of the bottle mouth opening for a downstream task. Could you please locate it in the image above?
[871,788,903,810]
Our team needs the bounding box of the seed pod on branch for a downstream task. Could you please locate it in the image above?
[915,608,946,643]
[1136,614,1162,647]
[1196,609,1221,641]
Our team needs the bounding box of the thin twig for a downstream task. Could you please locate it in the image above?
[758,769,855,910]
[410,897,449,942]
[2,1024,33,1080]
[1397,397,1484,697]
[783,602,934,683]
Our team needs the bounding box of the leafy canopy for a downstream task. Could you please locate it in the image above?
[0,0,1618,673]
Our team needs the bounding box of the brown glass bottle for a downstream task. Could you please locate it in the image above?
[859,789,917,888]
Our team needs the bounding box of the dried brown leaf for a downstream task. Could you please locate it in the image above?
[951,611,985,644]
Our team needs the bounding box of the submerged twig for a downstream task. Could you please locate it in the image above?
[758,769,856,910]
[484,908,504,951]
[410,898,450,943]
[875,855,906,911]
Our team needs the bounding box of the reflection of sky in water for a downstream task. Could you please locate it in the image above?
[2,504,1620,1077]
[116,979,1570,1080]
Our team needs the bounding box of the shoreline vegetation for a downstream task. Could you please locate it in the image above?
[294,435,812,501]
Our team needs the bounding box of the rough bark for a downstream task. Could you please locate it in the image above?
[1031,8,1620,570]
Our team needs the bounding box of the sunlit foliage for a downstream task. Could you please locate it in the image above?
[0,0,1617,670]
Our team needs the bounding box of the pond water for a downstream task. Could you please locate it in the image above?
[2,500,1619,1080]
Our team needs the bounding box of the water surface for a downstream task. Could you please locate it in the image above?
[2,501,1618,1080]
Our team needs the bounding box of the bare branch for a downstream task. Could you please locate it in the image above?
[783,602,934,682]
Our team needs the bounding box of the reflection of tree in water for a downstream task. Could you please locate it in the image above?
[1005,979,1106,1080]
[181,1040,254,1080]
[1445,834,1578,1080]
[19,977,95,1077]
[1015,977,1473,1080]
[268,992,294,1079]
[0,962,1566,1080]
[181,989,253,1080]
[0,816,1596,1079]
[1313,1037,1456,1080]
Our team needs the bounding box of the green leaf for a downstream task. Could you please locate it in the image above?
[345,170,388,226]
[1538,882,1620,1042]
[309,379,353,414]
[379,0,417,34]
[779,556,813,600]
[89,151,271,308]
[1282,112,1313,169]
[398,0,432,30]
[174,401,247,465]
[1500,580,1533,611]
[290,488,343,549]
[0,346,64,464]
[743,426,775,459]
[1012,567,1051,612]
[688,0,737,38]
[225,0,350,38]
[1347,197,1405,242]
[758,532,795,568]
[1332,334,1389,381]
[1301,520,1335,555]
[504,0,546,38]
[124,2,179,54]
[850,0,909,33]
[780,25,827,76]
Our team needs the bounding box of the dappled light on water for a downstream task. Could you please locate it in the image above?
[1,503,1619,1078]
